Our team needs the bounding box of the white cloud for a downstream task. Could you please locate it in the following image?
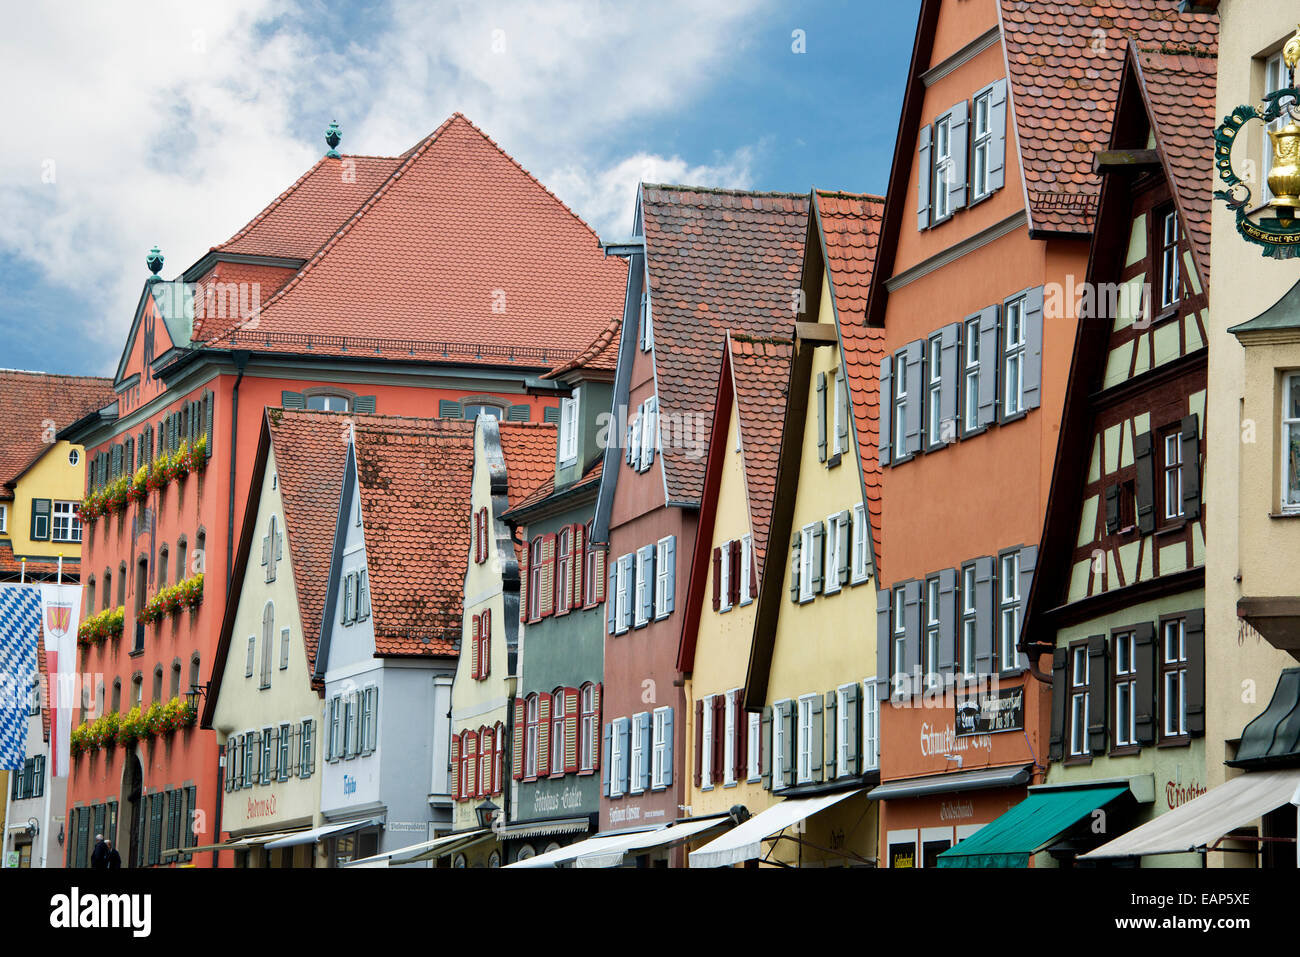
[0,0,770,373]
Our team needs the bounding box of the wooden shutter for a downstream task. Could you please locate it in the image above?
[789,533,802,602]
[810,522,824,594]
[973,556,995,675]
[904,340,924,456]
[734,694,747,783]
[810,697,824,779]
[511,698,525,780]
[1135,431,1156,533]
[1022,286,1044,411]
[1049,647,1067,761]
[594,547,606,603]
[712,547,722,611]
[30,499,51,541]
[939,322,960,441]
[877,590,892,697]
[836,510,852,586]
[712,695,726,785]
[779,704,794,789]
[519,540,529,623]
[947,100,969,214]
[816,371,827,462]
[537,694,552,777]
[879,355,893,465]
[977,306,1000,427]
[482,609,491,677]
[637,713,652,791]
[660,709,673,787]
[471,614,480,679]
[1133,622,1157,745]
[694,699,704,787]
[354,395,376,414]
[450,733,461,800]
[1017,546,1037,670]
[987,78,1008,191]
[1104,484,1120,534]
[571,523,584,608]
[902,581,922,684]
[539,534,556,617]
[1185,609,1206,736]
[591,683,602,770]
[836,371,850,452]
[602,724,612,796]
[564,687,579,773]
[916,123,932,230]
[1087,635,1108,754]
[760,707,773,790]
[728,539,742,606]
[439,399,462,419]
[938,567,957,675]
[662,536,676,615]
[1181,415,1201,519]
[845,684,861,775]
[607,560,617,633]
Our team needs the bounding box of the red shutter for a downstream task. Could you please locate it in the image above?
[564,686,579,774]
[470,614,480,680]
[750,548,758,600]
[734,694,747,782]
[481,609,491,678]
[540,534,556,617]
[729,539,742,606]
[571,524,585,608]
[537,694,552,777]
[712,695,725,784]
[466,731,479,798]
[451,734,462,801]
[594,547,607,603]
[511,699,525,780]
[519,541,530,623]
[591,684,602,770]
[694,698,704,787]
[480,726,493,799]
[711,548,721,611]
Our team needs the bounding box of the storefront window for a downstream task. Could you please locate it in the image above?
[1283,374,1300,510]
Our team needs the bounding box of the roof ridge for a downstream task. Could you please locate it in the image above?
[643,183,807,199]
[815,189,887,203]
[0,368,112,382]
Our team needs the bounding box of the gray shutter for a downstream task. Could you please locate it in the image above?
[1135,432,1156,533]
[939,322,960,444]
[1022,286,1044,411]
[974,556,995,675]
[1181,415,1201,519]
[947,100,969,214]
[836,372,850,452]
[824,691,837,779]
[1087,635,1108,754]
[354,396,376,414]
[1104,484,1120,534]
[1017,546,1037,670]
[879,355,893,466]
[280,391,305,410]
[602,724,612,796]
[1133,622,1157,745]
[204,391,214,454]
[507,404,530,422]
[1049,647,1067,762]
[637,712,651,791]
[607,565,617,633]
[809,522,824,594]
[810,697,824,779]
[844,684,861,775]
[904,341,924,457]
[836,510,851,585]
[357,569,369,621]
[816,372,828,462]
[916,123,932,230]
[620,554,634,631]
[439,399,462,419]
[977,306,1000,427]
[663,536,676,614]
[988,79,1008,192]
[938,567,958,675]
[780,703,795,788]
[760,707,772,790]
[639,545,654,625]
[1185,608,1206,736]
[543,406,561,425]
[904,580,922,688]
[789,533,802,602]
[876,590,892,696]
[661,709,674,787]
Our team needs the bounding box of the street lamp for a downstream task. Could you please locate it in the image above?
[475,799,499,830]
[185,682,210,714]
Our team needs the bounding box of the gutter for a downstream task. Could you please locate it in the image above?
[226,351,249,590]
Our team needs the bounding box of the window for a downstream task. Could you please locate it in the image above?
[933,114,952,221]
[892,587,906,691]
[475,610,491,679]
[528,537,543,622]
[631,712,646,793]
[300,719,314,777]
[580,684,597,772]
[959,564,977,676]
[463,402,504,421]
[525,695,539,779]
[999,552,1020,672]
[176,538,188,584]
[1161,618,1188,742]
[924,577,940,689]
[1265,52,1298,203]
[1068,644,1090,759]
[260,603,274,690]
[69,448,80,467]
[850,502,870,584]
[651,707,671,789]
[739,534,753,604]
[796,695,815,785]
[327,696,340,762]
[280,627,290,671]
[342,695,354,758]
[157,546,168,592]
[831,370,848,456]
[1284,374,1300,511]
[927,334,943,447]
[614,553,630,634]
[772,702,787,788]
[1002,296,1026,418]
[551,690,565,776]
[1161,428,1184,522]
[799,523,817,603]
[655,537,673,619]
[278,722,291,780]
[862,680,880,772]
[1113,631,1137,750]
[747,711,761,781]
[1158,208,1180,310]
[723,690,737,787]
[718,541,732,612]
[824,514,841,595]
[556,527,571,615]
[584,523,600,606]
[972,87,992,199]
[894,351,908,457]
[52,501,81,543]
[835,686,852,779]
[634,546,649,627]
[559,389,580,464]
[306,394,351,412]
[610,720,626,798]
[0,504,5,534]
[261,728,273,784]
[700,696,714,788]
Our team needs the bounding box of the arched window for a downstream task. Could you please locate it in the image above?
[195,529,206,574]
[103,569,111,611]
[580,683,598,772]
[135,556,148,615]
[87,577,97,618]
[111,679,121,715]
[116,562,126,608]
[260,602,274,690]
[176,536,188,583]
[131,673,143,710]
[189,653,201,696]
[152,666,163,704]
[158,545,168,591]
[550,689,565,775]
[95,678,105,719]
[170,659,181,699]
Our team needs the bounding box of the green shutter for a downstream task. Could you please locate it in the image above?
[543,406,560,424]
[354,395,376,414]
[30,498,51,541]
[439,399,462,419]
[507,404,531,422]
[204,390,215,456]
[281,391,306,410]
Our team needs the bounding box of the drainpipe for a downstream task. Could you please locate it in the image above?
[1025,641,1055,684]
[225,352,248,590]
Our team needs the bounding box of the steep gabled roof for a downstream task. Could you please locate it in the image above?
[0,370,114,494]
[502,458,603,521]
[496,422,558,508]
[543,314,623,380]
[641,185,809,505]
[201,114,627,369]
[352,415,478,657]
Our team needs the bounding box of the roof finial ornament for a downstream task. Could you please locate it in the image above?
[146,245,164,282]
[325,120,342,159]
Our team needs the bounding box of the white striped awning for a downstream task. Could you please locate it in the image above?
[573,816,729,868]
[689,790,862,868]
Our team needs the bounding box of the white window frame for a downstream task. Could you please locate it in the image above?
[835,684,852,779]
[934,114,953,221]
[550,690,565,776]
[1003,295,1026,418]
[960,564,977,676]
[972,88,992,200]
[862,679,880,772]
[525,695,539,779]
[824,513,841,595]
[559,388,580,465]
[799,523,817,603]
[655,537,672,620]
[628,413,642,472]
[0,504,7,534]
[630,712,645,794]
[719,541,732,613]
[1114,631,1137,749]
[927,334,943,447]
[747,711,761,781]
[639,397,657,472]
[610,721,625,798]
[999,552,1021,672]
[52,500,81,543]
[723,690,737,787]
[700,695,714,789]
[894,350,908,456]
[1069,645,1090,758]
[892,588,906,691]
[614,553,630,635]
[796,695,816,785]
[580,685,596,772]
[851,503,869,583]
[1163,431,1184,521]
[772,703,787,790]
[1283,373,1300,511]
[739,534,753,604]
[963,316,981,432]
[651,707,670,789]
[1162,619,1188,739]
[1160,209,1180,309]
[924,576,940,690]
[634,547,649,627]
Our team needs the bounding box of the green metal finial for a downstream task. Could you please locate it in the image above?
[325,121,342,159]
[146,245,164,282]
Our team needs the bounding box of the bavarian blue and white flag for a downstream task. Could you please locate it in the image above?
[0,584,40,771]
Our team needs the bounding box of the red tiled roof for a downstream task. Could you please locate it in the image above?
[216,155,402,260]
[815,191,887,575]
[543,314,622,379]
[999,0,1218,234]
[1132,41,1218,283]
[727,334,792,577]
[497,422,557,508]
[201,115,627,368]
[353,416,478,656]
[0,370,114,492]
[504,458,603,518]
[0,541,79,581]
[642,186,809,504]
[265,409,352,668]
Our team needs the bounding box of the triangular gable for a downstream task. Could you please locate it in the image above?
[314,439,365,682]
[112,281,183,390]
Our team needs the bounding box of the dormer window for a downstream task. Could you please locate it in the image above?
[307,393,351,412]
[559,388,580,465]
[1157,206,1180,312]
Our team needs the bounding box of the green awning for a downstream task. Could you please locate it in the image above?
[935,785,1128,868]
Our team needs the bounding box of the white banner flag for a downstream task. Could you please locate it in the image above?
[39,581,81,778]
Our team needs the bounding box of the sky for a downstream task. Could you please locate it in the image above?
[0,0,921,378]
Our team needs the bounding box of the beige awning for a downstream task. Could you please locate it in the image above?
[1081,768,1300,859]
[689,789,862,868]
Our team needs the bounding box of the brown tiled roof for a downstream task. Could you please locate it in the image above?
[0,542,79,581]
[353,416,478,657]
[642,186,809,504]
[503,458,603,519]
[1132,42,1217,283]
[815,192,887,575]
[0,370,114,492]
[265,410,352,668]
[543,314,622,379]
[999,0,1218,234]
[497,422,557,508]
[201,115,627,369]
[727,334,792,576]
